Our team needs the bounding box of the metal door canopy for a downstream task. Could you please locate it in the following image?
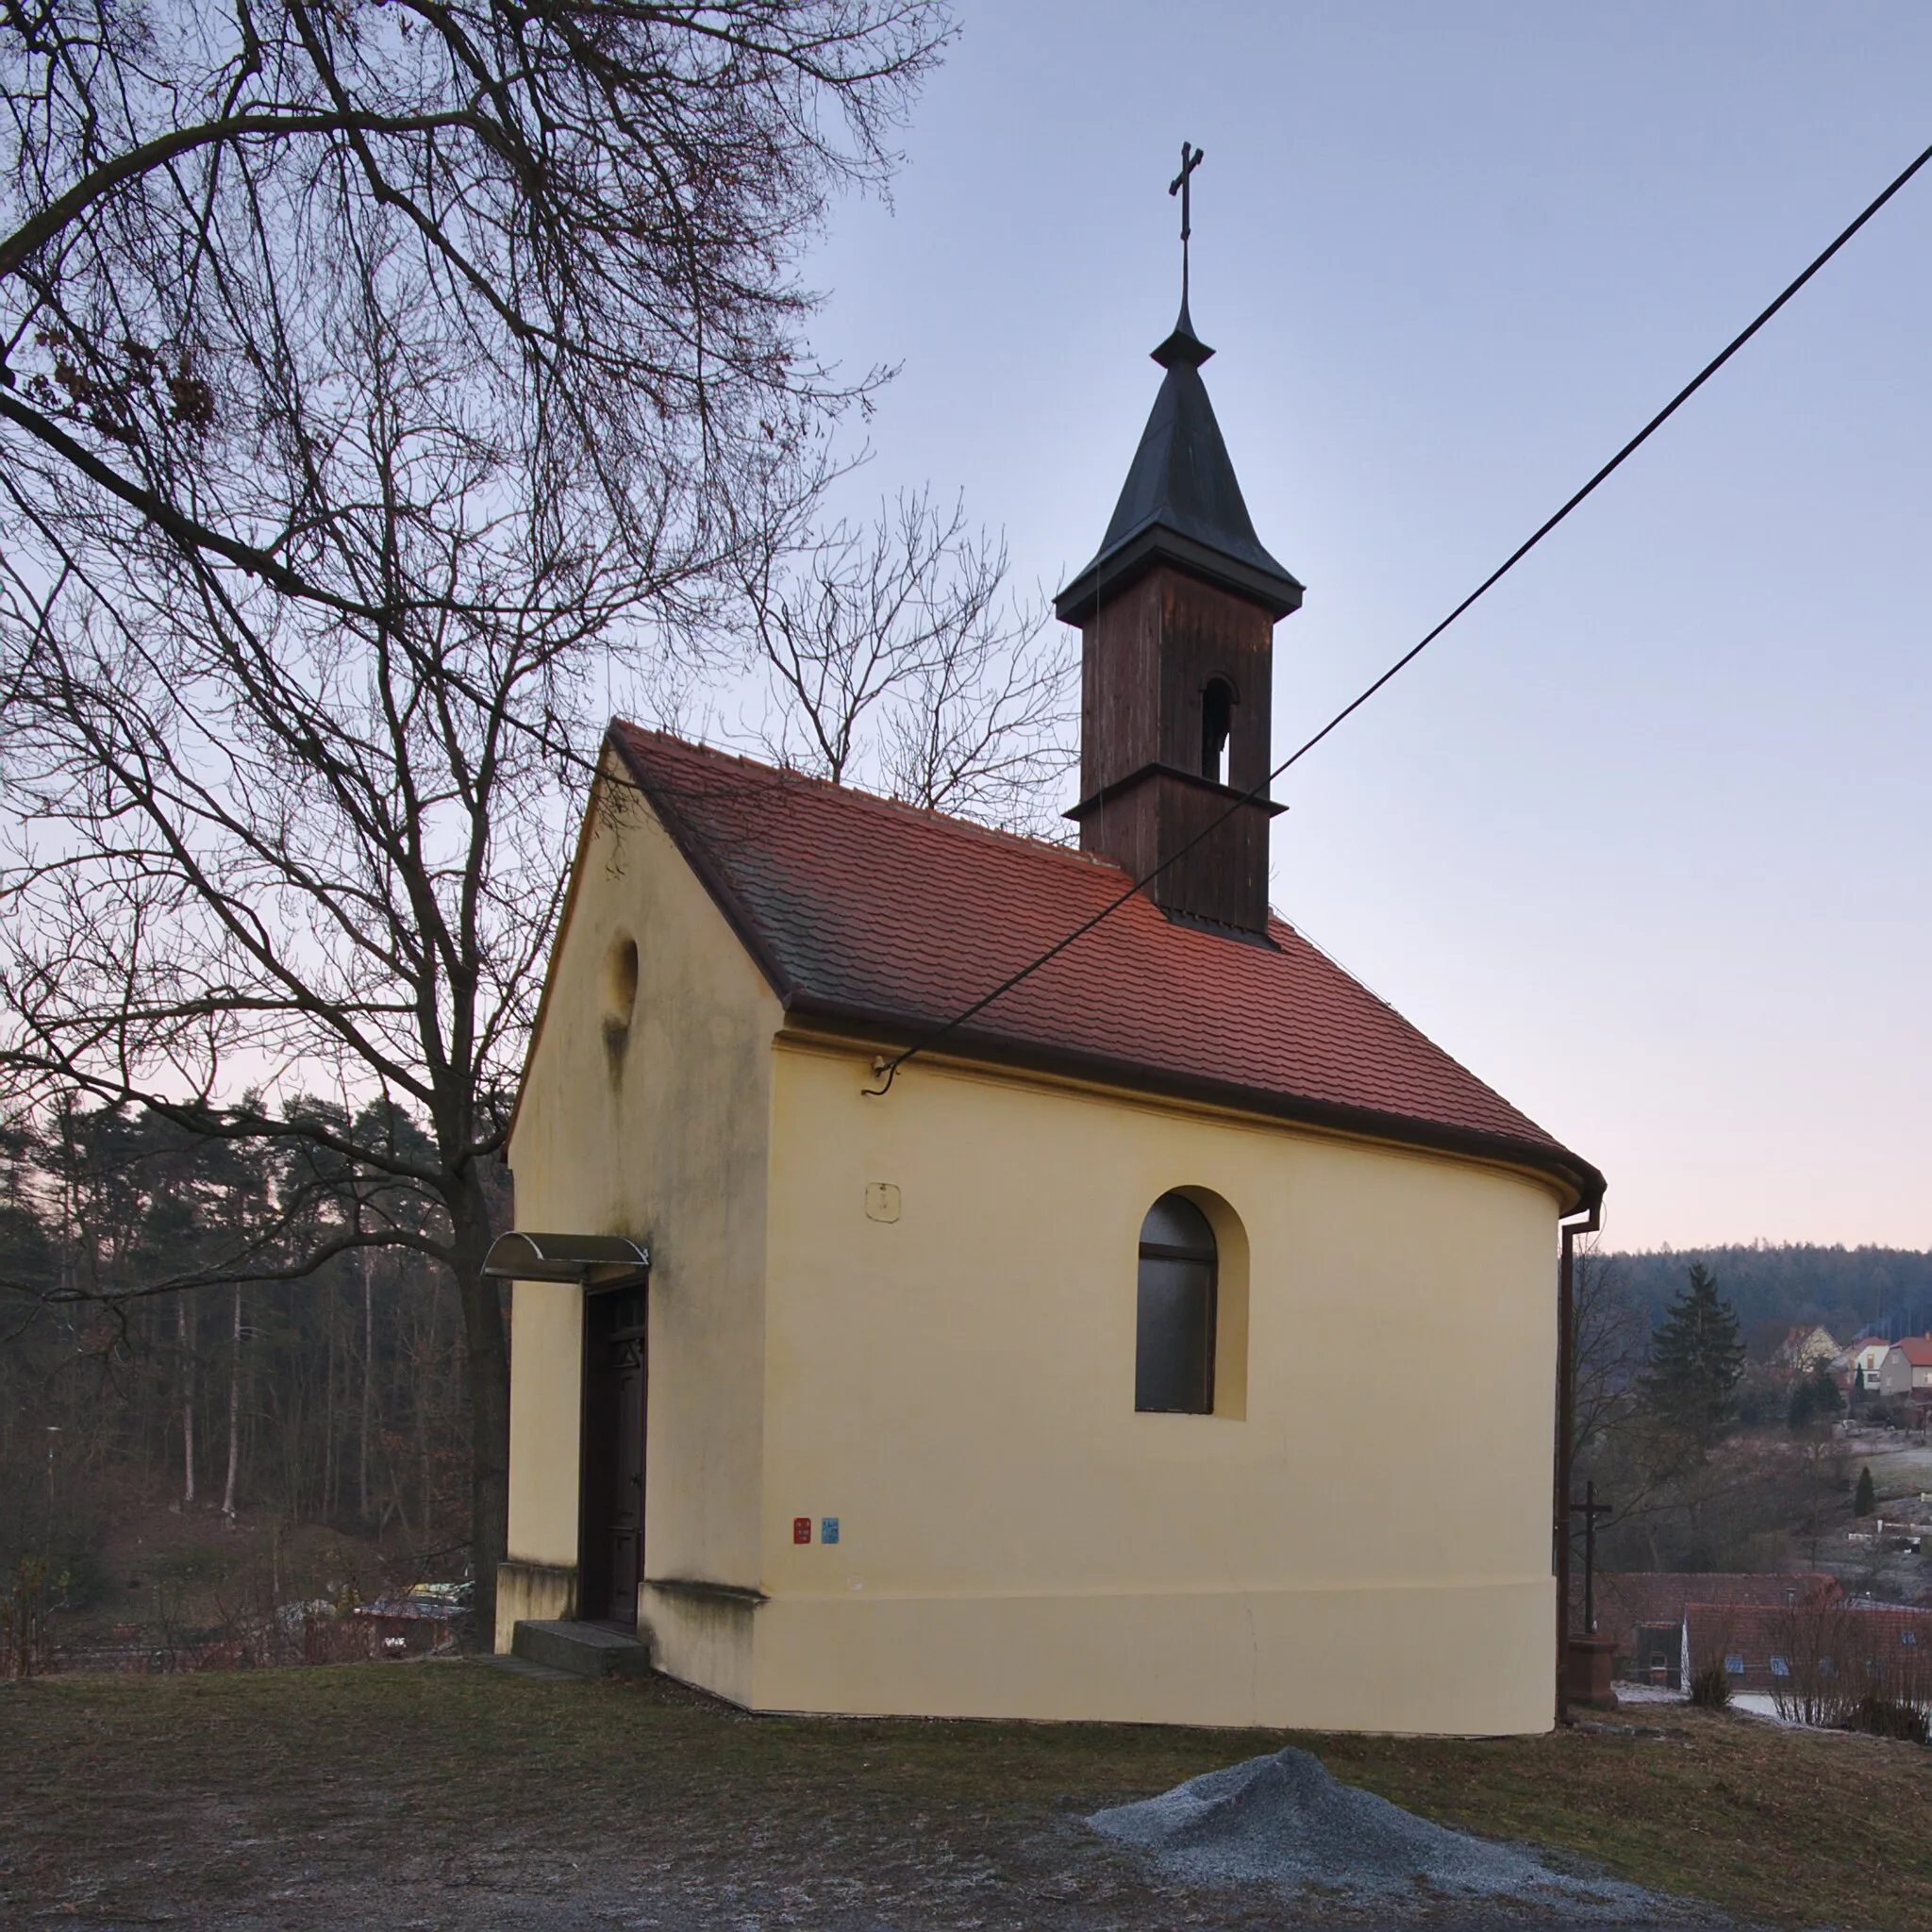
[482,1231,650,1285]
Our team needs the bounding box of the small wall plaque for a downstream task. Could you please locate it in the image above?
[792,1517,811,1544]
[822,1517,841,1545]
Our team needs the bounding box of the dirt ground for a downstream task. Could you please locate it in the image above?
[2,1660,1926,1931]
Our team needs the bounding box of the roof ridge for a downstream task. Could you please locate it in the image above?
[602,720,1600,1203]
[612,721,1119,871]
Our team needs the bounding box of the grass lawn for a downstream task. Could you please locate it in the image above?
[2,1661,1927,1929]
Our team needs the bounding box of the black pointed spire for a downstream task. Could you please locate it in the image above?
[1053,158,1303,936]
[1054,304,1302,625]
[1149,291,1212,371]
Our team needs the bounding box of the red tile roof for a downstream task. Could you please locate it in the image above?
[1685,1597,1932,1693]
[1581,1571,1838,1639]
[609,726,1602,1204]
[1889,1337,1932,1367]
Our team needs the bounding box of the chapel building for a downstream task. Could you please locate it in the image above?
[492,291,1604,1735]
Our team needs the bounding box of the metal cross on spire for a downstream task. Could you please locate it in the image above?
[1169,142,1205,309]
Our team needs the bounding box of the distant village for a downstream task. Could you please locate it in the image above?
[1574,1309,1932,1727]
[1778,1322,1932,1413]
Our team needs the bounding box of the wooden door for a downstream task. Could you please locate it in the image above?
[578,1282,647,1626]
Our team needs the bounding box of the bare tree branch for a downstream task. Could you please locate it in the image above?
[0,0,950,1640]
[741,486,1075,834]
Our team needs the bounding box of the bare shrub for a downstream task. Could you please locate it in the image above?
[1840,1624,1932,1745]
[1688,1662,1733,1708]
[1767,1587,1859,1727]
[1687,1605,1736,1708]
[1843,1691,1930,1745]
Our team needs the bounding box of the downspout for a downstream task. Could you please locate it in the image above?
[1554,1199,1601,1727]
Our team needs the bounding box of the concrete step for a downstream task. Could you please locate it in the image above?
[486,1652,576,1682]
[511,1618,652,1679]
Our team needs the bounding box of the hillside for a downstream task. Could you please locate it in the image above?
[1605,1242,1932,1354]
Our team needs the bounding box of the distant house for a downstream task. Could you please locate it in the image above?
[1685,1597,1932,1695]
[1843,1337,1894,1396]
[1774,1324,1839,1374]
[1583,1573,1837,1688]
[1876,1337,1932,1407]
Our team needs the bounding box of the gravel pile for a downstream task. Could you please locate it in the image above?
[1088,1745,1661,1914]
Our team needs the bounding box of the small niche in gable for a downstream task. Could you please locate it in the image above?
[602,931,640,1076]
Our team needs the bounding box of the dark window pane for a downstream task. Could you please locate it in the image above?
[1136,1192,1218,1412]
[1139,1193,1215,1257]
[1136,1255,1214,1411]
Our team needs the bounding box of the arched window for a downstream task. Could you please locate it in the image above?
[1200,678,1235,786]
[1136,1192,1217,1413]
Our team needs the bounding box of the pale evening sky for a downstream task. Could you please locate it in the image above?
[791,1,1932,1254]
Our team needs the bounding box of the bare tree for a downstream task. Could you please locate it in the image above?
[176,1293,196,1509]
[1576,1243,1816,1576]
[0,1,949,1641]
[1767,1584,1859,1727]
[1568,1241,1748,1570]
[1570,1242,1647,1467]
[222,1282,243,1523]
[741,488,1075,834]
[1790,1421,1850,1569]
[359,1248,375,1524]
[0,2,947,600]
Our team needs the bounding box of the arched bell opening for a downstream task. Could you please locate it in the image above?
[1200,677,1236,786]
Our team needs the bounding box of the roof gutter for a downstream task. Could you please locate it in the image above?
[1553,1198,1602,1728]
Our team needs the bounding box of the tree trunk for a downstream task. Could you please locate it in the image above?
[324,1286,337,1521]
[178,1292,196,1507]
[222,1284,242,1521]
[420,1282,438,1541]
[448,1167,508,1648]
[359,1249,374,1524]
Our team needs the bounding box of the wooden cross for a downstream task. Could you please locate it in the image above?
[1169,142,1205,305]
[1570,1479,1613,1634]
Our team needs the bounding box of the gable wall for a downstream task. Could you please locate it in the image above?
[503,764,781,1684]
[750,1039,1562,1733]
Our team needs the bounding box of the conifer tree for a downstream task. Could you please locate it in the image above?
[1641,1262,1747,1445]
[1787,1362,1845,1432]
[1855,1465,1876,1517]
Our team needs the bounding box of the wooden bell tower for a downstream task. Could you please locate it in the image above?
[1055,302,1302,936]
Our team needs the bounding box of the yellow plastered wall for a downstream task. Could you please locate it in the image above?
[752,1041,1560,1734]
[504,762,782,1680]
[503,758,1565,1731]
